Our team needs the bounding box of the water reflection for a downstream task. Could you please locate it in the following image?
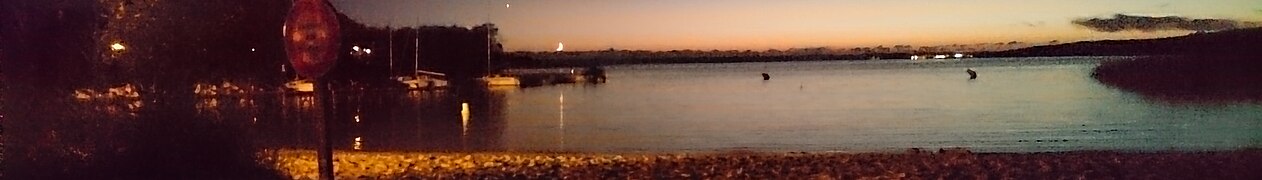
[10,57,1262,177]
[68,84,147,118]
[461,102,470,137]
[8,84,287,178]
[353,136,363,150]
[559,92,565,129]
[10,84,511,178]
[196,98,219,113]
[559,92,566,149]
[323,86,506,151]
[491,57,1262,152]
[72,83,141,100]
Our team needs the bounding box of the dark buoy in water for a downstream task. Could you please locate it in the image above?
[761,73,770,80]
[966,68,977,79]
[583,66,607,83]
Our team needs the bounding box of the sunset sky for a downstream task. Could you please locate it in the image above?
[331,0,1262,51]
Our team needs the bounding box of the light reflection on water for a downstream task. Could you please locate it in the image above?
[493,57,1262,152]
[21,57,1262,154]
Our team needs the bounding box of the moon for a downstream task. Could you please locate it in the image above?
[556,42,564,52]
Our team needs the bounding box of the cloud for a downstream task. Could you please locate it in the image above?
[1072,14,1260,32]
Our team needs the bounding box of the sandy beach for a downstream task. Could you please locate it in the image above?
[266,149,1262,179]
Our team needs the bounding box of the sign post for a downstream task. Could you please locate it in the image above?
[283,0,340,179]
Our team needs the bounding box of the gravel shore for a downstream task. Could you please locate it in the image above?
[265,149,1262,179]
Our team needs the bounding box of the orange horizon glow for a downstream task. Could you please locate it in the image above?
[333,0,1262,51]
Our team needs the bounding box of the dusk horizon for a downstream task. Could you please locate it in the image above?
[334,0,1261,51]
[6,0,1262,179]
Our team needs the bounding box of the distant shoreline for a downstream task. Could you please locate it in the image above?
[508,28,1260,69]
[507,55,1109,69]
[505,55,1130,70]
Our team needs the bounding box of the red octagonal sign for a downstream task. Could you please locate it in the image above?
[284,0,341,78]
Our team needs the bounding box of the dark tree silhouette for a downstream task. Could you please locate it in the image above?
[1,0,503,178]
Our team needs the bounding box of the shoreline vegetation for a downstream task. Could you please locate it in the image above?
[1078,28,1262,103]
[267,149,1262,179]
[1093,55,1262,103]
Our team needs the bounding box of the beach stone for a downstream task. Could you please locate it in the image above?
[260,149,1262,179]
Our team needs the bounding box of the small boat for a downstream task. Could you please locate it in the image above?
[398,28,450,90]
[284,79,315,93]
[398,70,449,89]
[582,66,607,83]
[481,74,520,86]
[479,27,520,87]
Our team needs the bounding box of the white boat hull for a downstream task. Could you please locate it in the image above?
[400,78,448,89]
[284,80,315,93]
[482,76,520,86]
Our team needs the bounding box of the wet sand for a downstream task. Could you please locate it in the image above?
[265,149,1262,179]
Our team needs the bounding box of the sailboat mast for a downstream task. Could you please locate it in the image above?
[486,27,491,74]
[414,27,419,76]
[484,1,494,75]
[388,27,394,77]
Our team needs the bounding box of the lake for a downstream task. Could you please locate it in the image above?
[20,56,1262,154]
[485,57,1262,152]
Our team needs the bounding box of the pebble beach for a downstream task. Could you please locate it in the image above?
[266,149,1262,179]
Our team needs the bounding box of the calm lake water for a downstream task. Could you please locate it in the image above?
[22,56,1262,154]
[484,57,1262,152]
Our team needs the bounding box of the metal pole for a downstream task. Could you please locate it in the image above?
[415,16,420,77]
[486,28,491,74]
[415,28,419,76]
[485,1,492,75]
[389,28,394,78]
[316,78,335,179]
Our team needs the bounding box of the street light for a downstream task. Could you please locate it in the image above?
[110,42,126,51]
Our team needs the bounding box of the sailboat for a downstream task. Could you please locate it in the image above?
[398,70,448,89]
[481,74,520,86]
[282,64,315,93]
[284,79,315,93]
[478,25,520,86]
[397,27,449,90]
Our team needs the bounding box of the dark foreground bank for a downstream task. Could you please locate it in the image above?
[267,149,1262,179]
[1093,55,1262,103]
